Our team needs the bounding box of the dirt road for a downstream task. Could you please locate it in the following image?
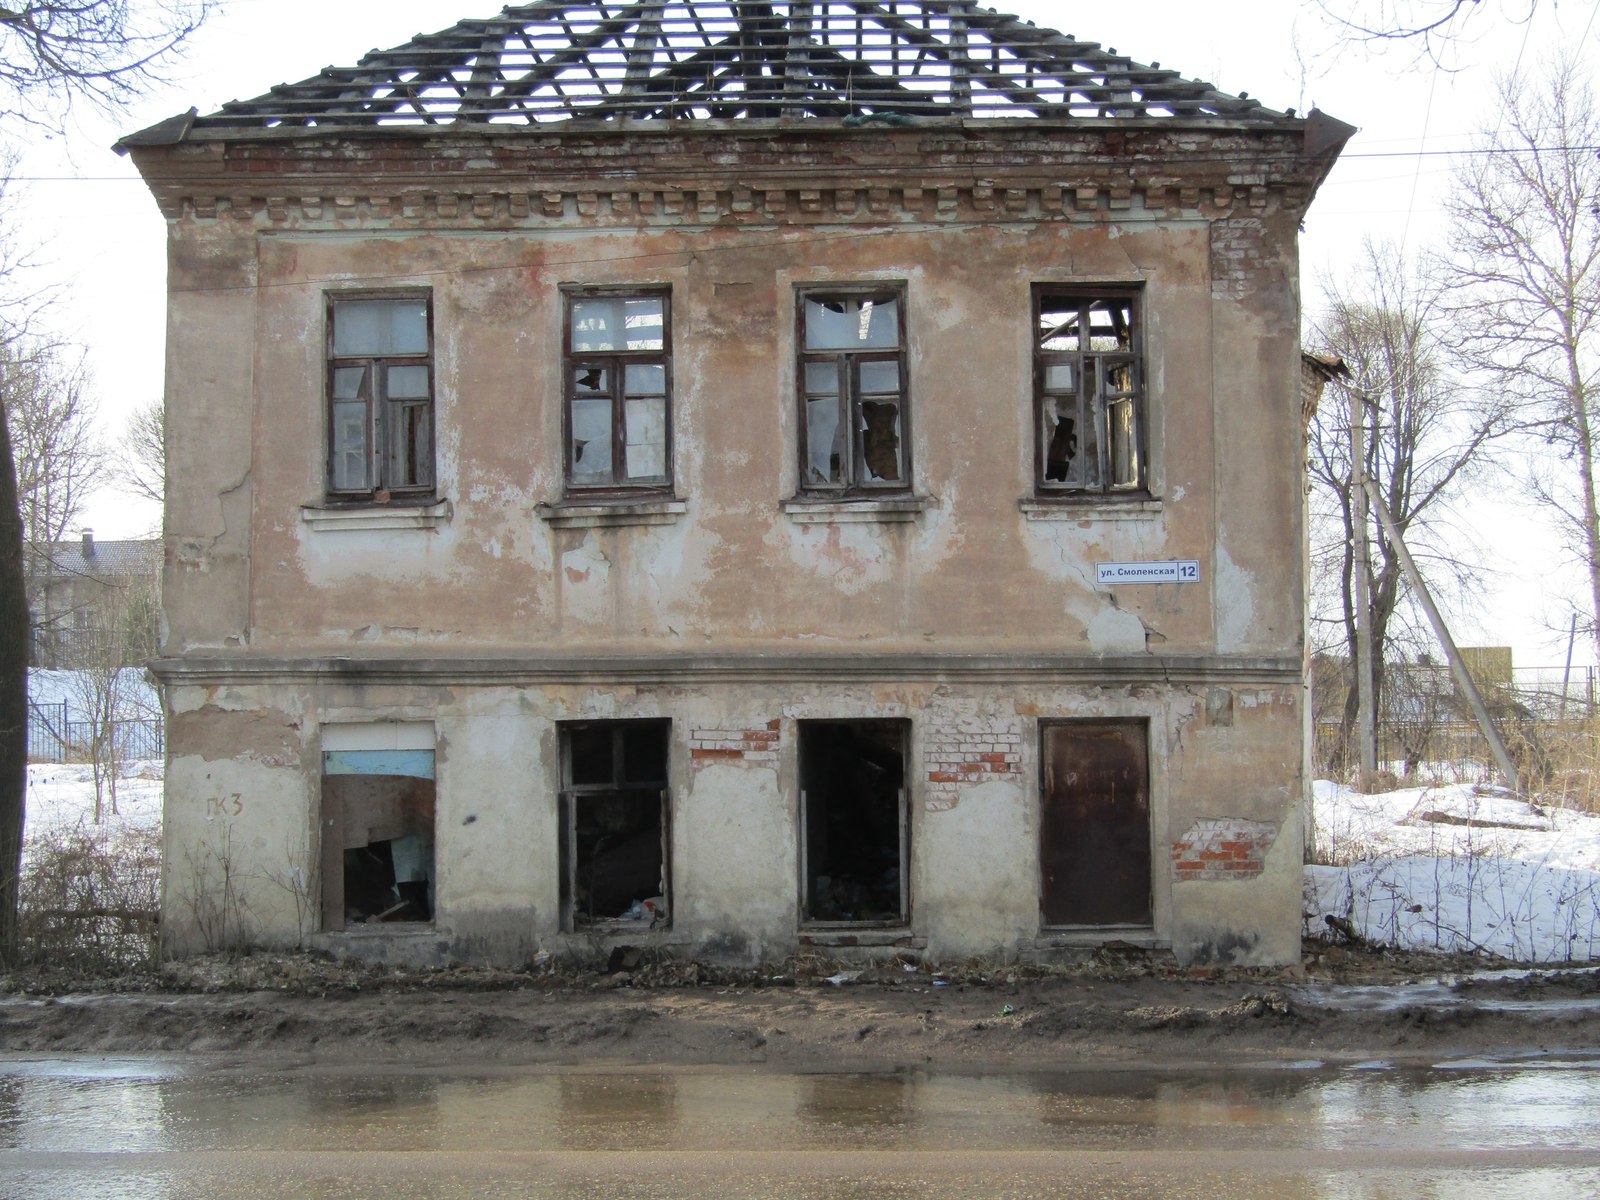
[0,943,1595,1066]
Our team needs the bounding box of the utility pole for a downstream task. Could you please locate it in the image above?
[1350,391,1377,793]
[1363,479,1521,793]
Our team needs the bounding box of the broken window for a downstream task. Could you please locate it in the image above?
[1039,721,1151,927]
[1035,289,1144,494]
[320,741,436,930]
[326,293,434,501]
[564,289,672,492]
[559,721,671,930]
[799,721,909,924]
[797,287,909,494]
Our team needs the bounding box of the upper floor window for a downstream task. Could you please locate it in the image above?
[797,286,909,494]
[327,294,434,502]
[1035,289,1144,495]
[564,289,671,493]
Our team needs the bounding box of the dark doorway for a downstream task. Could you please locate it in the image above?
[800,720,908,924]
[320,750,436,931]
[560,721,671,929]
[1040,721,1151,927]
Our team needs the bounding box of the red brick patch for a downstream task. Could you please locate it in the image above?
[1170,818,1279,882]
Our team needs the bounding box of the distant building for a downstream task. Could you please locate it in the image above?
[26,531,161,669]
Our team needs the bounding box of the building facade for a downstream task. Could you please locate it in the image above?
[123,1,1349,966]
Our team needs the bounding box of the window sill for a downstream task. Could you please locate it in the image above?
[536,497,687,529]
[1019,498,1163,523]
[1027,927,1158,948]
[799,927,923,948]
[783,496,931,525]
[301,499,452,532]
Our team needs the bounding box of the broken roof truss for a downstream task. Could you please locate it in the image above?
[199,0,1285,130]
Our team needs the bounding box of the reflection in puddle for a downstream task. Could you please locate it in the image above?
[0,1057,1597,1198]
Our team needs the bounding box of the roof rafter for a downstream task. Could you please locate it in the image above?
[186,0,1293,131]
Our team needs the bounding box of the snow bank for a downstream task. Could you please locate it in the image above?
[1308,781,1600,963]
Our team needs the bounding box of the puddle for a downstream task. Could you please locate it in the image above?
[0,1057,1597,1197]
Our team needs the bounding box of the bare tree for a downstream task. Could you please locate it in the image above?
[1312,0,1538,56]
[1437,60,1600,661]
[115,397,162,509]
[1308,241,1510,775]
[0,2,212,126]
[67,570,158,822]
[0,0,214,964]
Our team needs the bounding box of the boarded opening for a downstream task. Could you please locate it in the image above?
[799,720,908,924]
[560,721,671,930]
[1040,721,1151,927]
[321,747,436,932]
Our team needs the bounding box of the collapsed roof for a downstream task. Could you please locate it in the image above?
[184,0,1291,130]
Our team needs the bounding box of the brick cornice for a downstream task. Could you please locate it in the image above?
[129,123,1327,226]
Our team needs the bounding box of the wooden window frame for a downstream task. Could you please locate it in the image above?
[797,719,911,928]
[561,286,674,496]
[557,719,672,932]
[325,291,436,504]
[795,284,912,497]
[1033,287,1147,497]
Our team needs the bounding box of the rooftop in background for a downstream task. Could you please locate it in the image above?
[135,0,1293,136]
[27,534,161,581]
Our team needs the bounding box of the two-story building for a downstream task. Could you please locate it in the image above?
[122,0,1349,966]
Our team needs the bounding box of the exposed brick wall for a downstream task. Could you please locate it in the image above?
[926,727,1023,811]
[1171,818,1280,882]
[689,720,780,768]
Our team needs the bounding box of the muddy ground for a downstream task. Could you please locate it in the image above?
[0,941,1594,1067]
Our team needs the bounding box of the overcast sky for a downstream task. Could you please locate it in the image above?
[11,0,1600,668]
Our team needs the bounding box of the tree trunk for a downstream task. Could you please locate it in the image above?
[0,402,27,964]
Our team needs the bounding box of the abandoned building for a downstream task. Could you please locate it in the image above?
[120,1,1350,966]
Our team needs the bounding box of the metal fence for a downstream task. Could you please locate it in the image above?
[1314,664,1600,781]
[27,699,164,764]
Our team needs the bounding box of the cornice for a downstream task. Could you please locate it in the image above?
[150,652,1303,688]
[128,123,1325,225]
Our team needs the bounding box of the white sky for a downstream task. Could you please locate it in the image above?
[10,0,1600,670]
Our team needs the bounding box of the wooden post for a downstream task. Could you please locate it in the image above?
[1362,479,1521,793]
[1351,392,1377,792]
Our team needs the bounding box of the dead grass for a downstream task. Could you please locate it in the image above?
[16,823,161,972]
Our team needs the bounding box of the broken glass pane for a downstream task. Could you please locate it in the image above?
[860,399,902,483]
[1038,303,1080,352]
[330,401,369,492]
[858,360,901,394]
[806,396,844,485]
[573,365,609,395]
[805,295,899,350]
[1081,399,1103,490]
[625,397,666,480]
[333,366,367,401]
[568,727,613,786]
[621,723,669,785]
[333,299,428,357]
[1088,300,1133,352]
[1043,397,1078,485]
[571,397,613,483]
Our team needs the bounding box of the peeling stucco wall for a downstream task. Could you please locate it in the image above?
[140,120,1326,968]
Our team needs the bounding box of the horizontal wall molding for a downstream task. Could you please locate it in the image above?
[152,652,1302,688]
